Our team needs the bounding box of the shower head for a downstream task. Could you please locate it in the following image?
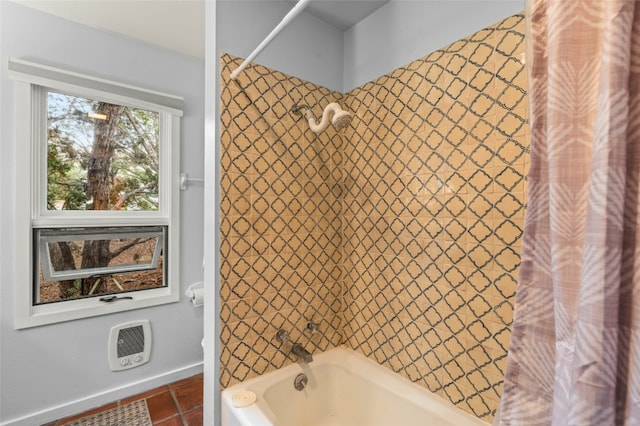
[292,102,352,134]
[332,109,352,131]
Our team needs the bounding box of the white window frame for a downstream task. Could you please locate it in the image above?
[10,59,182,329]
[36,227,165,282]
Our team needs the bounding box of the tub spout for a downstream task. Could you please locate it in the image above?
[291,343,313,363]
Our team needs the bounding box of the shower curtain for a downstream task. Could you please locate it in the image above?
[500,1,640,425]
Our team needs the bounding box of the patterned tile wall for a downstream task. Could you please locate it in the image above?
[219,12,528,423]
[341,14,528,422]
[219,55,345,387]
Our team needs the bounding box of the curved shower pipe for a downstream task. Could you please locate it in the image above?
[292,103,353,134]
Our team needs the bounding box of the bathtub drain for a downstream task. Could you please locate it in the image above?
[294,373,308,391]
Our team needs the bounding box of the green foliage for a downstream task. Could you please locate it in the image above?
[47,127,88,210]
[46,92,160,211]
[66,279,83,298]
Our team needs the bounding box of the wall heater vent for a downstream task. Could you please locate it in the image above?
[108,320,151,371]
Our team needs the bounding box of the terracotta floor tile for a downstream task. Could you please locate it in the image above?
[153,414,184,426]
[146,391,179,423]
[58,402,118,424]
[184,407,203,426]
[172,380,203,411]
[52,373,204,426]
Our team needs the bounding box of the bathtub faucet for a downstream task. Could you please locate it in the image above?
[291,343,313,363]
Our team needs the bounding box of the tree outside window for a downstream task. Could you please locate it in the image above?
[41,92,164,302]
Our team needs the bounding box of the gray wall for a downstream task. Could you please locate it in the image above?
[0,3,204,424]
[217,0,344,92]
[216,1,525,93]
[344,0,526,91]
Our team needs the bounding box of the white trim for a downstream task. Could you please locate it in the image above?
[22,288,179,330]
[33,85,47,218]
[33,89,172,224]
[37,227,164,282]
[11,61,182,329]
[8,59,184,116]
[204,1,218,425]
[0,361,204,426]
[14,81,33,330]
[32,216,170,228]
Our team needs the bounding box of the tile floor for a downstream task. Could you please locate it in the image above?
[46,373,203,426]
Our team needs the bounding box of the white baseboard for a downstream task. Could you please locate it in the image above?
[1,361,204,426]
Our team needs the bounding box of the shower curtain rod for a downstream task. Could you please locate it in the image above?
[230,0,312,80]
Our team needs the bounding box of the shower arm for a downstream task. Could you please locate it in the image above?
[306,103,341,133]
[292,102,345,134]
[292,103,317,126]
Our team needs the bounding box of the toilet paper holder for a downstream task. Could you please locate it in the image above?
[185,281,204,306]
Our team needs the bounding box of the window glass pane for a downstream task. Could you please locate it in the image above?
[35,226,166,304]
[47,91,159,211]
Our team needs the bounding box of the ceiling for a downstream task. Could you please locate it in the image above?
[11,0,390,60]
[290,0,389,31]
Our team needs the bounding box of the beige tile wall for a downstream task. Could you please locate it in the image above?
[219,12,528,423]
[219,55,345,387]
[341,14,528,421]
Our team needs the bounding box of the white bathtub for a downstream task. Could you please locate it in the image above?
[221,346,489,426]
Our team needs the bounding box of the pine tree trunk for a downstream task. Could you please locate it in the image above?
[82,102,124,294]
[49,241,78,299]
[86,103,124,211]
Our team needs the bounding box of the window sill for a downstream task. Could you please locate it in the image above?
[15,288,179,329]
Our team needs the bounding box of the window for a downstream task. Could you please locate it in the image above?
[35,226,165,303]
[10,59,182,328]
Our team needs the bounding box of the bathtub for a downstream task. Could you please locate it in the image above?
[221,346,489,426]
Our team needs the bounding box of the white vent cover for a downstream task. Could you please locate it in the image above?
[108,320,151,371]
